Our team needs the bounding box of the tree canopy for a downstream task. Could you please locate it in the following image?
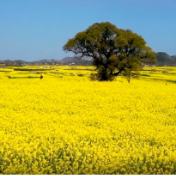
[63,22,156,81]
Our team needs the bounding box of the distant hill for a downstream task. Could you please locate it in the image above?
[58,57,93,65]
[156,52,176,65]
[1,53,176,66]
[62,54,176,66]
[171,55,176,59]
[59,57,80,63]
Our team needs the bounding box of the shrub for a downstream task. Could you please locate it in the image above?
[97,66,115,81]
[90,73,98,81]
[77,73,84,77]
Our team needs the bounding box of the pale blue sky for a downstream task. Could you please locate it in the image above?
[0,0,176,61]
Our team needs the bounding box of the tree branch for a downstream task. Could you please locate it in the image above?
[113,68,124,76]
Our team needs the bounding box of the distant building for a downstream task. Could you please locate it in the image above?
[0,64,6,68]
[69,62,76,65]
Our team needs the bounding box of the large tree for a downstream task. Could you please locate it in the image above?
[63,22,156,81]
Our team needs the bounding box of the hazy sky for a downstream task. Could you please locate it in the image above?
[0,0,176,61]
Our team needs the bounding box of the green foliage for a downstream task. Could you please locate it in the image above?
[63,22,156,81]
[77,73,84,77]
[97,65,115,81]
[162,70,169,74]
[89,73,98,81]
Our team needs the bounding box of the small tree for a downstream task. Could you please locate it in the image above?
[63,22,156,81]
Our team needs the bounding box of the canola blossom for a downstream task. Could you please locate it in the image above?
[0,66,176,174]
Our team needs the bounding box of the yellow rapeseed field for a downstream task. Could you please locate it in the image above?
[0,66,176,174]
